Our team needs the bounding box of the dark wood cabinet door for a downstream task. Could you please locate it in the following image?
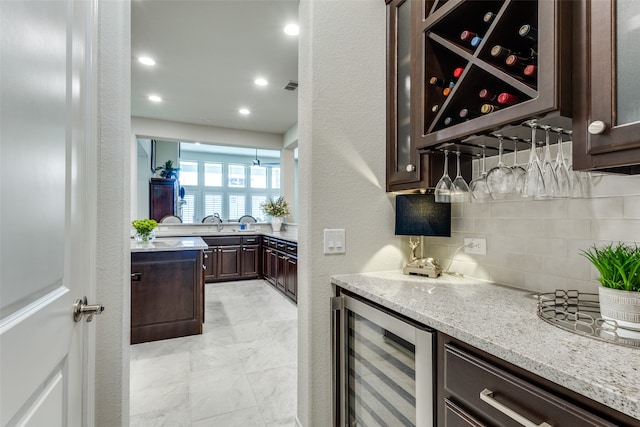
[203,248,215,282]
[217,245,241,279]
[284,256,297,302]
[573,0,640,173]
[241,244,260,278]
[131,250,203,344]
[149,179,177,222]
[275,253,286,291]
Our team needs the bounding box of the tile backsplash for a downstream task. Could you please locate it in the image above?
[424,144,640,294]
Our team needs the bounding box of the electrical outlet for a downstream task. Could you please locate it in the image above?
[464,237,487,255]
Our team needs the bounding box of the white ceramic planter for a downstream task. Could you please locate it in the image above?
[271,217,283,232]
[599,286,640,331]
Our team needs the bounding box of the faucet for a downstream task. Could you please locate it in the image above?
[214,213,222,232]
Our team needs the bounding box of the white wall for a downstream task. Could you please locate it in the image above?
[297,0,404,425]
[95,0,130,425]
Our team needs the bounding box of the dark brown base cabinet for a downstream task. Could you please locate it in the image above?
[262,236,297,303]
[437,333,638,427]
[131,250,203,344]
[203,236,260,282]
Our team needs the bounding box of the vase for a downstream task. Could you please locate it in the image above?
[134,230,156,243]
[599,286,640,331]
[271,217,283,232]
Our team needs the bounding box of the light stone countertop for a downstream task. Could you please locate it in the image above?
[130,236,208,253]
[331,270,640,420]
[152,224,298,243]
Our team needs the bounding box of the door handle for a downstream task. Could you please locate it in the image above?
[480,389,552,427]
[73,297,105,322]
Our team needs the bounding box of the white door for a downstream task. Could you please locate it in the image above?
[1,0,97,426]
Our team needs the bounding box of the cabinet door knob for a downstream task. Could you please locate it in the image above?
[588,120,607,135]
[405,164,416,172]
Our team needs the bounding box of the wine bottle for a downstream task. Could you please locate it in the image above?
[429,76,447,88]
[480,104,501,114]
[470,36,483,48]
[460,30,477,42]
[459,108,479,120]
[478,88,497,102]
[442,87,452,97]
[490,45,516,60]
[519,24,538,42]
[523,64,537,78]
[505,54,531,70]
[452,67,464,79]
[431,104,440,113]
[483,11,497,24]
[497,92,519,105]
[443,116,456,126]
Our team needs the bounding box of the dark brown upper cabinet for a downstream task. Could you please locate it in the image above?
[412,0,572,150]
[386,0,470,192]
[572,1,640,173]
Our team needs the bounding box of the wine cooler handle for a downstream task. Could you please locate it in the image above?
[587,120,607,135]
[479,389,552,427]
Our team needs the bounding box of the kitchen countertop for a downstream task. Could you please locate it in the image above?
[152,224,298,243]
[331,270,640,420]
[130,236,208,253]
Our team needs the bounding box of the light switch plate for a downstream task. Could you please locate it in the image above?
[324,229,346,254]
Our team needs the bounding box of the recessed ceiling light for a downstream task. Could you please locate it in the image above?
[239,108,250,115]
[284,24,299,36]
[148,95,162,102]
[138,56,156,66]
[254,78,268,86]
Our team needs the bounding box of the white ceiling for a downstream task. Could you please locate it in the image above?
[131,0,299,135]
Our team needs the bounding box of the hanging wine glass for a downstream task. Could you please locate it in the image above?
[553,127,571,198]
[507,136,526,197]
[523,121,546,199]
[451,151,471,203]
[434,150,453,203]
[563,130,586,198]
[539,125,559,198]
[486,134,514,199]
[470,146,491,202]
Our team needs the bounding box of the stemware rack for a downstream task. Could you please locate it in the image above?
[414,0,572,155]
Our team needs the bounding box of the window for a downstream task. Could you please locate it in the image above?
[204,193,223,216]
[181,193,196,223]
[179,161,198,186]
[251,195,267,221]
[204,163,223,187]
[228,164,246,188]
[271,167,281,189]
[250,166,267,188]
[228,194,246,220]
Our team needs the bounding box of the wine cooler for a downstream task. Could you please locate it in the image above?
[332,291,435,427]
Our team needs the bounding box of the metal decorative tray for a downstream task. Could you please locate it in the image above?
[537,290,640,349]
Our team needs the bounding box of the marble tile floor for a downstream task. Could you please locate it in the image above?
[130,279,298,426]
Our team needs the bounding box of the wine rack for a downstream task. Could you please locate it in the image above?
[413,0,572,152]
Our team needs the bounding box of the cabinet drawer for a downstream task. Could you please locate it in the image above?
[269,239,279,248]
[203,236,241,247]
[443,344,616,427]
[286,244,297,255]
[242,236,260,245]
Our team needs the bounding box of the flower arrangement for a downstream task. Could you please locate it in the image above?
[580,242,640,292]
[260,196,290,218]
[131,218,158,242]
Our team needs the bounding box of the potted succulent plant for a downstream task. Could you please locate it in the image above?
[132,218,158,243]
[580,242,640,331]
[260,196,290,232]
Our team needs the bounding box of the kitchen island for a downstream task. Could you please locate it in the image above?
[332,271,640,425]
[131,237,207,344]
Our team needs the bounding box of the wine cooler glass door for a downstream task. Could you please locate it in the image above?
[337,294,434,427]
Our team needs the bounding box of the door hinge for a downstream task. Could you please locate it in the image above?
[331,296,344,311]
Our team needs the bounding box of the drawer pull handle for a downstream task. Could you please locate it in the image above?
[480,389,552,427]
[131,273,142,281]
